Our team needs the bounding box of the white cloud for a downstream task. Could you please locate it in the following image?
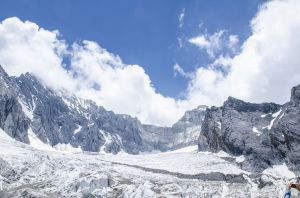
[0,17,75,90]
[178,8,185,28]
[0,0,300,126]
[228,35,239,52]
[188,30,225,58]
[0,17,187,127]
[185,0,300,106]
[70,41,187,126]
[173,63,190,78]
[188,32,240,58]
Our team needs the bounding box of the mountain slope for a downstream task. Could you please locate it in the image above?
[198,86,300,174]
[0,65,206,154]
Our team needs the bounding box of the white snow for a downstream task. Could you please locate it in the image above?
[0,129,292,197]
[216,121,221,130]
[0,128,14,141]
[278,112,285,120]
[235,155,245,163]
[261,113,271,118]
[99,130,122,154]
[165,145,198,153]
[262,109,282,130]
[74,125,82,134]
[263,163,295,180]
[19,99,34,120]
[28,128,54,151]
[252,127,262,136]
[216,150,245,163]
[54,143,82,153]
[103,149,248,175]
[216,150,232,158]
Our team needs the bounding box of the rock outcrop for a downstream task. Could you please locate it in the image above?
[198,87,300,173]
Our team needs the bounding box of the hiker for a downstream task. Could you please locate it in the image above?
[284,182,300,198]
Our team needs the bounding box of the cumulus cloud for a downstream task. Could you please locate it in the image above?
[0,17,186,126]
[188,30,240,58]
[185,0,300,106]
[188,30,225,58]
[70,41,186,126]
[0,17,75,90]
[0,0,300,126]
[228,35,239,50]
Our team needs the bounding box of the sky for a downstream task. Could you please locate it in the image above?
[0,0,300,126]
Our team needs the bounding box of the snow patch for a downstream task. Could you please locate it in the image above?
[162,145,198,154]
[19,99,34,120]
[261,113,271,118]
[216,121,221,130]
[99,130,122,154]
[216,150,231,158]
[74,125,82,134]
[28,128,54,151]
[262,109,282,130]
[278,112,285,120]
[0,128,15,141]
[252,127,262,136]
[263,163,295,180]
[235,155,245,163]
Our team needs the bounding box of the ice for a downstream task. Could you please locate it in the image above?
[0,129,293,197]
[103,148,247,175]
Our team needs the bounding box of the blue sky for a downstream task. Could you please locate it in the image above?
[0,0,264,98]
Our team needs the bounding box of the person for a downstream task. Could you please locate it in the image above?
[284,182,300,198]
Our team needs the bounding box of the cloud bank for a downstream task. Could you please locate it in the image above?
[0,0,300,126]
[185,0,300,106]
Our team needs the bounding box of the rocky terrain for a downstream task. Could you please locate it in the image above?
[0,65,205,154]
[198,85,300,174]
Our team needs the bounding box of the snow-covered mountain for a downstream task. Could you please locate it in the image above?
[0,65,206,154]
[0,65,299,197]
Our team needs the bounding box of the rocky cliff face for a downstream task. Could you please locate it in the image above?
[0,67,29,143]
[0,65,206,154]
[198,87,300,173]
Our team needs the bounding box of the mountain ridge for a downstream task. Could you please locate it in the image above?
[0,65,206,154]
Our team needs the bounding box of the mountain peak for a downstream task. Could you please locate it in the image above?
[0,65,9,78]
[291,84,300,104]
